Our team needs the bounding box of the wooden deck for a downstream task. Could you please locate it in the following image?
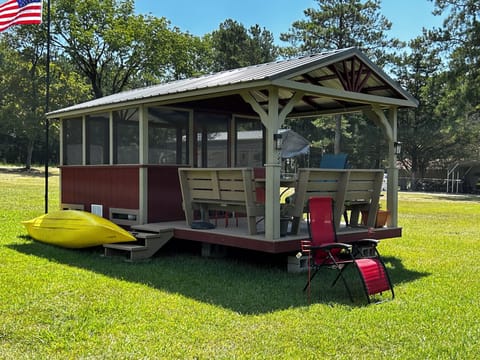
[132,218,401,254]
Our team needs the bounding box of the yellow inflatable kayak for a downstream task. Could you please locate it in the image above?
[22,210,136,248]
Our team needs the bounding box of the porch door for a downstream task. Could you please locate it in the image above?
[194,112,230,168]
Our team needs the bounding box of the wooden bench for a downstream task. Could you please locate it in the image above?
[178,168,265,235]
[287,169,383,234]
[344,170,384,227]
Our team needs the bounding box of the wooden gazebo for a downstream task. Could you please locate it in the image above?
[47,47,418,258]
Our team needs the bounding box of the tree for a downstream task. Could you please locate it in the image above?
[52,0,211,98]
[53,0,202,98]
[1,26,46,168]
[246,24,278,66]
[160,29,214,81]
[431,0,480,160]
[52,0,161,98]
[0,24,90,168]
[280,0,402,155]
[280,0,402,65]
[393,33,455,189]
[210,19,277,71]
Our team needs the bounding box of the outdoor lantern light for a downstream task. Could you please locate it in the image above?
[394,141,402,155]
[274,132,283,150]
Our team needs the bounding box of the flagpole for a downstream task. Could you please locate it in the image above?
[44,0,51,214]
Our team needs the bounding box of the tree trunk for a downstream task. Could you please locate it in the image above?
[410,155,419,191]
[25,139,34,170]
[410,171,417,191]
[334,114,341,154]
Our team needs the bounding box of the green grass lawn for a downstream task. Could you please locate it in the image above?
[1,167,479,359]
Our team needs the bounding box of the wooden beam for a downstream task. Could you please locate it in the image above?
[311,73,338,82]
[279,91,304,121]
[364,85,391,92]
[354,63,372,92]
[272,78,417,108]
[364,106,394,142]
[301,95,321,110]
[287,104,374,118]
[240,90,268,124]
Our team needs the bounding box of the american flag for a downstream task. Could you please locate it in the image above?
[0,0,42,32]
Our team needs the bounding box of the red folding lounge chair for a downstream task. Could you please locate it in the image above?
[301,196,394,304]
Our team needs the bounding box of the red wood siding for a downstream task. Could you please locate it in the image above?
[61,166,139,215]
[147,165,185,222]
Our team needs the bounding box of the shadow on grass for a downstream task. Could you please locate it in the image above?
[403,191,480,202]
[0,166,58,178]
[435,194,480,202]
[9,238,428,314]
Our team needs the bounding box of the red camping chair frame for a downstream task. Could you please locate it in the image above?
[301,197,394,304]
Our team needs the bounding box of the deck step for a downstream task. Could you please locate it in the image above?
[103,243,146,251]
[103,230,173,261]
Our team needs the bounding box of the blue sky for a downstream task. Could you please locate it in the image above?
[134,0,444,44]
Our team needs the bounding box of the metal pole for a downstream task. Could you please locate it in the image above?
[44,0,51,213]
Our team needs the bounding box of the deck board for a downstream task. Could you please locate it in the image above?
[132,218,401,254]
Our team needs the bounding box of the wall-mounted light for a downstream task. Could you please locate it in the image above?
[394,141,402,155]
[273,133,283,150]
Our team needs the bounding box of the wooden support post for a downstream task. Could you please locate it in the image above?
[241,89,304,239]
[387,108,399,227]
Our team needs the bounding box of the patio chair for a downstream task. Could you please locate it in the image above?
[300,196,394,304]
[319,153,348,169]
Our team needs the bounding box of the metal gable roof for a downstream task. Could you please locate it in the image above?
[47,47,417,118]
